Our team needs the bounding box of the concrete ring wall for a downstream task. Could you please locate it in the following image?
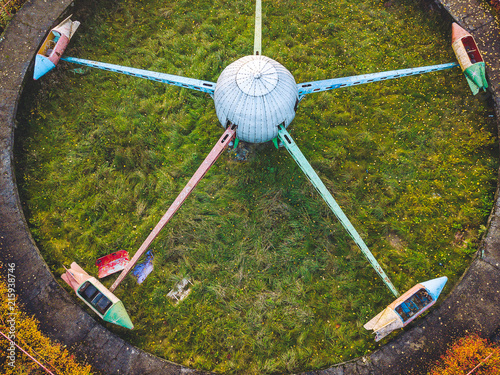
[0,1,499,374]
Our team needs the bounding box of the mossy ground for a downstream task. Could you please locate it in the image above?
[15,0,498,373]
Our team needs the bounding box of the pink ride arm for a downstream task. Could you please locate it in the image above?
[110,124,237,292]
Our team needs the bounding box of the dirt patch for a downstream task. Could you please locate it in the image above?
[387,231,406,252]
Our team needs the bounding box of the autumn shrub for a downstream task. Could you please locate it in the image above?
[0,268,95,375]
[492,0,500,14]
[428,334,500,375]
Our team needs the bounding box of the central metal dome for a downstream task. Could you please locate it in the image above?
[214,55,298,143]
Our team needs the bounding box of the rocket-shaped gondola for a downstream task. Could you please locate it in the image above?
[34,16,80,80]
[364,276,448,341]
[61,262,134,329]
[451,23,488,95]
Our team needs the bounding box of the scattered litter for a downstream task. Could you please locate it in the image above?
[234,147,249,161]
[96,250,129,278]
[167,277,193,303]
[228,140,254,162]
[132,250,154,284]
[69,67,89,75]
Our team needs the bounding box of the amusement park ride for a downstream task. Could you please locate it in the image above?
[35,2,488,338]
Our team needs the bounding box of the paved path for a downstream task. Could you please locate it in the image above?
[0,1,499,374]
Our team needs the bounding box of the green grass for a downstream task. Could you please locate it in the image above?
[15,0,498,373]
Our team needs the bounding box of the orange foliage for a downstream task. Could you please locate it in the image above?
[492,0,500,13]
[0,270,95,375]
[428,334,500,375]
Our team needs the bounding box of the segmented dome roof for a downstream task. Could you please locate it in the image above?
[214,55,298,143]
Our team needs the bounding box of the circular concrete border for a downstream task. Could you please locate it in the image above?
[1,1,500,374]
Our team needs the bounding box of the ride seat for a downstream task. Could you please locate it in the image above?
[79,281,98,302]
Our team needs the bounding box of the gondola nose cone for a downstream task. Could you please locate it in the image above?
[214,55,298,144]
[34,54,56,80]
[103,300,134,329]
[421,276,448,300]
[451,23,470,43]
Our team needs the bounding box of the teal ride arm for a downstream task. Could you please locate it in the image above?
[296,62,459,99]
[60,56,216,95]
[277,125,399,297]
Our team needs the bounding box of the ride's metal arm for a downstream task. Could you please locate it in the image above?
[297,62,458,99]
[277,125,399,297]
[60,56,216,95]
[110,124,237,292]
[254,0,262,55]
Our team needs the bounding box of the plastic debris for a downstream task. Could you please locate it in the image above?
[96,250,129,278]
[131,250,154,284]
[167,278,192,303]
[69,67,89,75]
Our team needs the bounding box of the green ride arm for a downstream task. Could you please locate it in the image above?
[277,125,399,297]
